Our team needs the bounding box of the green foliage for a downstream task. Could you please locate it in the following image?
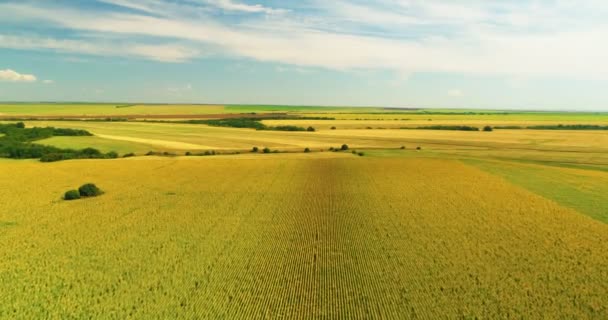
[411,125,480,131]
[63,190,81,201]
[265,125,307,132]
[252,146,259,153]
[307,126,316,132]
[197,118,267,130]
[123,153,136,158]
[483,126,494,132]
[0,123,98,162]
[526,124,608,130]
[331,126,337,130]
[304,148,311,153]
[78,183,103,197]
[263,147,271,154]
[341,144,349,151]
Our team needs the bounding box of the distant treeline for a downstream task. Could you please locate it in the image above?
[0,117,129,122]
[405,125,481,131]
[0,122,118,162]
[527,124,608,130]
[184,118,267,130]
[414,111,511,115]
[178,118,315,132]
[495,124,608,130]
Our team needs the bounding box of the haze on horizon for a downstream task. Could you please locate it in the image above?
[1,0,607,111]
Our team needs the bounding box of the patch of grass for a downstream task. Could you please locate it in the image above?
[465,159,608,223]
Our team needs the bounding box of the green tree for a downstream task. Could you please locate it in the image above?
[64,190,81,200]
[79,183,103,197]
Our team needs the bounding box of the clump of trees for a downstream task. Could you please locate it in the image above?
[185,118,316,132]
[412,125,480,131]
[483,126,494,132]
[341,144,349,151]
[266,125,308,132]
[64,183,103,201]
[252,146,259,153]
[304,148,311,153]
[0,122,118,162]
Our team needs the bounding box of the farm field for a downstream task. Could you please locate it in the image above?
[262,118,608,129]
[1,104,607,318]
[1,156,608,318]
[22,120,608,167]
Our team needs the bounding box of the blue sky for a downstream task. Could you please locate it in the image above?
[1,0,607,110]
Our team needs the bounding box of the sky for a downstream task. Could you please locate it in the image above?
[0,0,607,110]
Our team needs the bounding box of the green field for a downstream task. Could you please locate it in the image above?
[1,104,607,318]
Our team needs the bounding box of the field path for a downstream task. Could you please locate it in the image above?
[95,133,211,150]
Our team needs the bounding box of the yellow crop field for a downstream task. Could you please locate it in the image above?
[1,156,607,318]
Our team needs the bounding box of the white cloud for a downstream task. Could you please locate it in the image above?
[1,1,608,77]
[206,0,287,14]
[42,79,54,84]
[0,34,197,63]
[447,89,463,97]
[0,69,37,82]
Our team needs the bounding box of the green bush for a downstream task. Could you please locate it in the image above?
[252,146,259,153]
[106,151,118,159]
[331,126,337,130]
[341,144,349,151]
[307,126,316,132]
[123,153,136,158]
[358,152,365,157]
[483,126,494,132]
[78,183,103,197]
[304,148,310,153]
[64,190,81,201]
[263,147,271,154]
